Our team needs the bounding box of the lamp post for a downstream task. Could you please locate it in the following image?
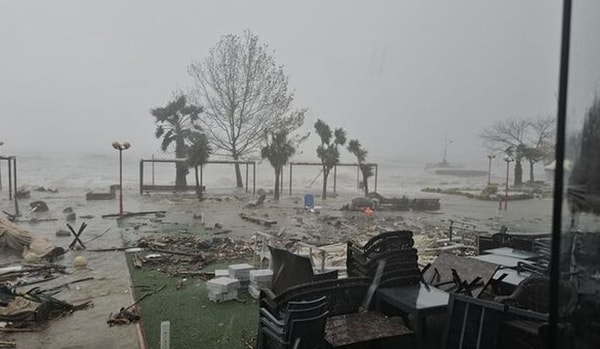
[112,141,131,218]
[503,156,514,211]
[487,154,496,185]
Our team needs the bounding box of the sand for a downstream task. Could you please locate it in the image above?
[0,186,552,348]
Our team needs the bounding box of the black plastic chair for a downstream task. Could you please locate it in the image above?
[269,246,339,295]
[258,300,329,349]
[269,246,316,295]
[260,310,330,349]
[260,277,371,317]
[268,296,329,328]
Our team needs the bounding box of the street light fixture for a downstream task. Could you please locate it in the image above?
[503,156,514,211]
[112,141,131,218]
[487,154,496,185]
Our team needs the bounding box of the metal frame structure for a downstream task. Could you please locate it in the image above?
[139,158,256,195]
[287,162,378,195]
[0,156,17,200]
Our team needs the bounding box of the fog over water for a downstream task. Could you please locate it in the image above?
[0,1,562,166]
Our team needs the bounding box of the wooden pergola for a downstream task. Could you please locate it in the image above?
[0,156,18,200]
[287,162,378,195]
[139,158,256,195]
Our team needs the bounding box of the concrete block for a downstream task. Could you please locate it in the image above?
[214,269,228,278]
[206,277,240,293]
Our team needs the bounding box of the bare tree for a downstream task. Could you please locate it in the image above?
[188,29,296,188]
[481,117,556,185]
[315,119,346,200]
[521,116,556,182]
[480,119,530,186]
[529,116,556,163]
[529,116,556,147]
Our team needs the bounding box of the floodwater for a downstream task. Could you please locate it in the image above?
[0,152,553,348]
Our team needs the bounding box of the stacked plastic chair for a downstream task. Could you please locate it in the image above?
[260,277,370,318]
[346,230,422,287]
[257,296,330,349]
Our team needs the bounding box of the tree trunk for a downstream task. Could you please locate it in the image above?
[175,137,188,191]
[234,163,244,188]
[194,166,202,199]
[175,162,188,190]
[233,152,243,188]
[529,161,535,183]
[361,171,369,196]
[514,159,523,186]
[274,168,280,200]
[322,167,329,200]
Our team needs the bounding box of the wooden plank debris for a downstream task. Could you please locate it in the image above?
[101,210,167,219]
[239,213,277,227]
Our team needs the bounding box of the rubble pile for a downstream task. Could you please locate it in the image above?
[135,235,256,277]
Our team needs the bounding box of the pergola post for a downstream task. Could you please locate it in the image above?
[374,164,378,192]
[8,158,12,201]
[333,165,337,194]
[289,163,293,195]
[252,163,256,195]
[245,163,249,193]
[139,160,144,195]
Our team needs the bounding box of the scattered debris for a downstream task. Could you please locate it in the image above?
[108,284,166,326]
[239,213,276,227]
[82,227,111,245]
[55,229,71,237]
[0,264,67,283]
[0,281,92,330]
[86,185,117,201]
[133,253,143,268]
[29,201,49,213]
[101,210,167,219]
[14,190,30,200]
[107,308,140,326]
[65,212,76,222]
[72,256,88,269]
[33,186,58,193]
[133,236,256,277]
[176,278,186,290]
[245,194,266,208]
[0,340,16,348]
[67,222,87,250]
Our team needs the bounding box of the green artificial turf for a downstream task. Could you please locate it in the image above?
[126,254,259,349]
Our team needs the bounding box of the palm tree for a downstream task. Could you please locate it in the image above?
[186,131,211,199]
[150,95,203,191]
[261,130,296,200]
[347,139,373,195]
[315,119,346,200]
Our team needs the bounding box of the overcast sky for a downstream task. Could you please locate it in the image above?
[0,1,563,163]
